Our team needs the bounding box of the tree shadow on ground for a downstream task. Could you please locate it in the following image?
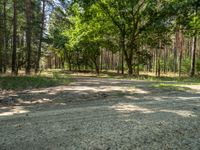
[0,77,199,116]
[0,77,200,149]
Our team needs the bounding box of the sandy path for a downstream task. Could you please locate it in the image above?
[0,78,200,150]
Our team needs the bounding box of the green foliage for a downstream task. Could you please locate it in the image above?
[196,58,200,73]
[182,57,191,73]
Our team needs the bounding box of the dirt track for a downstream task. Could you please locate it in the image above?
[0,78,200,150]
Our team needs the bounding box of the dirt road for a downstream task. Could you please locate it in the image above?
[0,78,200,150]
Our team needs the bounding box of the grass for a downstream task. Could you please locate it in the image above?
[0,73,71,91]
[99,72,200,84]
[152,83,192,92]
[3,69,198,91]
[137,75,200,84]
[58,69,200,84]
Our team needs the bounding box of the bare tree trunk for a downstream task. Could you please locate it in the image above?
[93,57,100,75]
[190,36,197,77]
[12,0,17,75]
[100,49,103,71]
[155,49,158,76]
[173,41,177,73]
[158,41,162,77]
[177,29,184,77]
[3,0,8,73]
[163,46,167,74]
[25,0,32,75]
[35,0,45,73]
[117,52,120,74]
[0,9,3,74]
[121,33,125,75]
[111,51,114,70]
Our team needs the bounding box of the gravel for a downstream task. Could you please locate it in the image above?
[0,78,200,150]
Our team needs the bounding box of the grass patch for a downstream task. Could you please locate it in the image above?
[152,83,191,91]
[130,75,200,85]
[0,73,71,91]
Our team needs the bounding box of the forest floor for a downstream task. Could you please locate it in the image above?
[0,75,200,150]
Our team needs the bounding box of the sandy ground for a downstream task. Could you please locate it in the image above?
[0,77,200,150]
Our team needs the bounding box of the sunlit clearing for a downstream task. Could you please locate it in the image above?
[113,103,154,113]
[160,109,196,117]
[18,98,52,104]
[0,106,29,117]
[113,103,197,118]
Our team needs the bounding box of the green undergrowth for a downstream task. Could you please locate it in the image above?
[136,75,200,84]
[152,83,192,92]
[0,73,71,91]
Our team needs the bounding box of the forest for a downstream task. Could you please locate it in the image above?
[0,0,199,77]
[0,0,200,149]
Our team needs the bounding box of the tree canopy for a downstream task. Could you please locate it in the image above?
[0,0,199,76]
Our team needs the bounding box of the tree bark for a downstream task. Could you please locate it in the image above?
[173,41,177,73]
[12,0,17,75]
[190,36,197,77]
[177,29,184,77]
[25,0,32,75]
[163,46,167,74]
[93,57,100,75]
[35,0,45,73]
[2,0,8,73]
[155,49,158,76]
[121,33,125,75]
[0,11,2,74]
[100,49,103,71]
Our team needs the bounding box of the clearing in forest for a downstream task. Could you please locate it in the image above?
[0,77,200,150]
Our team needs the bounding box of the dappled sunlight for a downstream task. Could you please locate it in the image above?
[176,96,200,101]
[24,82,150,96]
[18,98,52,105]
[112,103,154,113]
[112,103,197,118]
[0,106,29,117]
[160,109,196,117]
[1,78,199,120]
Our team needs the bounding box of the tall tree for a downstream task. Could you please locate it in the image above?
[190,1,199,77]
[3,0,8,73]
[0,7,2,73]
[12,0,17,75]
[25,0,32,75]
[190,36,197,76]
[35,0,46,73]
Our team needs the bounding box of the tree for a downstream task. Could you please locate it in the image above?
[25,0,33,75]
[3,0,8,73]
[12,0,17,75]
[189,0,200,77]
[35,0,46,73]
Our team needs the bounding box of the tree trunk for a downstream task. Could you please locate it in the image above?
[111,51,114,70]
[121,33,125,75]
[3,0,8,73]
[177,29,184,77]
[190,36,197,77]
[64,51,72,71]
[93,58,100,75]
[173,41,177,73]
[157,41,162,77]
[163,46,167,74]
[0,11,2,74]
[35,0,45,73]
[25,0,32,75]
[155,49,158,76]
[124,52,133,75]
[100,49,103,71]
[12,0,17,75]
